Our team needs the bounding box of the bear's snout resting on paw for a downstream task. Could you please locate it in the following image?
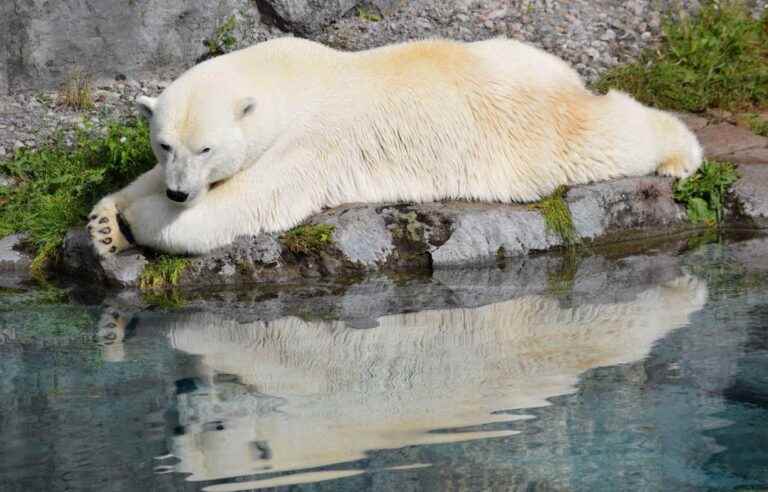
[89,37,703,256]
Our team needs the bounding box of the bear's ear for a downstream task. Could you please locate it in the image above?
[136,96,157,119]
[236,97,257,120]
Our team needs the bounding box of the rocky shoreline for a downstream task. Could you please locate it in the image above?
[2,109,768,293]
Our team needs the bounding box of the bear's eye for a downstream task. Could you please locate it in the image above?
[159,143,172,152]
[200,147,211,155]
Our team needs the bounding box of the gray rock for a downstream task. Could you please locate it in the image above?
[0,234,32,288]
[0,0,267,95]
[258,0,359,33]
[694,123,768,165]
[568,177,687,240]
[311,203,394,267]
[101,252,149,288]
[732,164,768,226]
[431,205,561,267]
[59,228,147,288]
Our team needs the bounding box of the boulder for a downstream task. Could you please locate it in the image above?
[53,175,711,290]
[0,234,32,288]
[256,0,359,33]
[0,0,267,95]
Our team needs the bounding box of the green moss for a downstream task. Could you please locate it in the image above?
[530,185,579,246]
[673,160,739,225]
[139,256,191,290]
[595,2,768,112]
[0,119,154,274]
[280,224,335,255]
[356,5,382,22]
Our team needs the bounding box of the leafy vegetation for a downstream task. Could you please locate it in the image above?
[530,185,580,246]
[280,224,336,254]
[673,161,739,225]
[745,113,768,137]
[139,256,191,290]
[595,2,768,112]
[0,119,155,273]
[204,15,238,57]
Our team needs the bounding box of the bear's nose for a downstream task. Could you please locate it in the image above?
[166,189,189,203]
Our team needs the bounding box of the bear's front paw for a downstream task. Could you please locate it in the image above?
[87,201,132,258]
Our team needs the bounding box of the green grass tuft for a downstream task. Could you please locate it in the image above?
[356,5,382,22]
[531,185,580,246]
[0,119,155,273]
[595,2,768,112]
[746,113,768,136]
[673,160,739,225]
[139,256,191,290]
[280,224,336,255]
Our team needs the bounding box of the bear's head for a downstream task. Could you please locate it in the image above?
[137,78,266,206]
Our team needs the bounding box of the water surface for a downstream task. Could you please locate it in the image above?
[1,240,767,491]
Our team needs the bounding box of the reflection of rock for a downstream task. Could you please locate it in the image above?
[163,274,707,484]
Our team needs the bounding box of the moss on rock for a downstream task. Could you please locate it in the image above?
[530,185,580,246]
[280,224,336,255]
[139,255,191,290]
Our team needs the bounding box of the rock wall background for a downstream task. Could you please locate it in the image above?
[6,0,768,96]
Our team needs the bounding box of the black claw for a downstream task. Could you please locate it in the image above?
[101,238,112,245]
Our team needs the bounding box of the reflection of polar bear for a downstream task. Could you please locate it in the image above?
[87,37,702,256]
[161,275,707,485]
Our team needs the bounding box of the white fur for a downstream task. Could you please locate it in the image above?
[157,275,707,482]
[90,37,703,255]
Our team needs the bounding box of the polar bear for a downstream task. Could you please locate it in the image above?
[88,37,703,256]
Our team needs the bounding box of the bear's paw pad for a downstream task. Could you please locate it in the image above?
[87,205,130,258]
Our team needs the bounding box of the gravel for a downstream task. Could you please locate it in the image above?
[1,0,766,159]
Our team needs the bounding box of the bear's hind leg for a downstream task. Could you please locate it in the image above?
[656,151,697,178]
[652,112,703,179]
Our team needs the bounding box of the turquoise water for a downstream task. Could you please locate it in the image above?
[1,240,767,491]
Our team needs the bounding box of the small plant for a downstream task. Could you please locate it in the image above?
[356,5,382,22]
[746,113,768,137]
[530,185,579,246]
[204,15,238,57]
[280,224,335,255]
[58,70,94,110]
[674,161,739,225]
[0,119,154,273]
[139,256,191,290]
[595,2,768,112]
